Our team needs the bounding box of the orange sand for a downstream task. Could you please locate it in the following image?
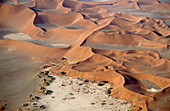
[0,0,170,110]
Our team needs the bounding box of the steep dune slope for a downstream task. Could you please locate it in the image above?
[0,0,170,111]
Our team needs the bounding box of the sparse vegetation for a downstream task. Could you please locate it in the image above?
[78,83,83,85]
[43,90,53,95]
[106,89,111,95]
[109,103,113,105]
[1,107,5,110]
[102,80,109,83]
[23,69,131,111]
[45,82,50,86]
[47,75,52,78]
[40,105,46,109]
[52,64,56,66]
[45,71,49,75]
[97,83,104,86]
[29,94,32,98]
[47,80,52,83]
[33,103,37,105]
[90,103,95,105]
[69,93,74,95]
[70,97,75,99]
[61,84,66,86]
[41,87,46,90]
[84,80,89,82]
[60,72,66,75]
[34,96,40,99]
[23,103,28,107]
[102,100,106,102]
[37,75,41,78]
[43,65,49,69]
[43,79,46,83]
[61,57,67,60]
[39,71,44,74]
[101,103,106,105]
[139,107,142,110]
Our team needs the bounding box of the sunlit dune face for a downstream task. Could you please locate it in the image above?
[0,0,170,111]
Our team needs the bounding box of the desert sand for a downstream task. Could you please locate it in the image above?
[0,0,170,111]
[17,65,131,111]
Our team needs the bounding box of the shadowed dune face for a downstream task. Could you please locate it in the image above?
[0,0,170,110]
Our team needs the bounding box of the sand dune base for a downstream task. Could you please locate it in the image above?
[0,0,170,111]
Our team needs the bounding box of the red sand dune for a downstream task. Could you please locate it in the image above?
[0,0,170,110]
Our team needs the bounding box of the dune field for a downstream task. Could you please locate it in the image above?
[0,0,170,111]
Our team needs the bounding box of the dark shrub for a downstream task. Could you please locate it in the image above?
[106,89,111,95]
[97,83,104,86]
[61,57,67,60]
[84,80,89,82]
[102,81,109,83]
[35,96,41,99]
[60,72,66,75]
[40,105,46,109]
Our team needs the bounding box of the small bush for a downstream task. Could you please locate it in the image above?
[40,105,46,109]
[45,71,49,75]
[78,83,83,86]
[139,107,142,110]
[47,80,52,83]
[29,94,32,98]
[41,87,46,90]
[1,107,5,110]
[39,71,44,74]
[110,103,113,105]
[33,103,37,105]
[42,74,46,76]
[106,89,111,95]
[69,93,74,95]
[45,82,50,86]
[70,97,75,99]
[35,96,41,99]
[90,103,95,105]
[102,80,109,83]
[23,103,28,107]
[84,80,89,82]
[60,72,66,75]
[37,75,41,78]
[61,84,66,86]
[61,57,67,60]
[43,65,48,69]
[47,75,52,78]
[101,103,106,105]
[43,90,53,95]
[43,79,46,83]
[97,83,104,86]
[46,90,53,95]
